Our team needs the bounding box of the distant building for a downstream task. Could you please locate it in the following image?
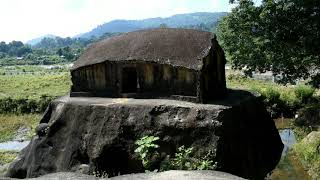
[16,57,24,60]
[70,28,227,103]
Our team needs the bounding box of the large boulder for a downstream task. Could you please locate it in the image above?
[2,171,245,180]
[5,89,283,179]
[110,170,246,180]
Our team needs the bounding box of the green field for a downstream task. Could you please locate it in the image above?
[0,73,71,99]
[0,72,70,142]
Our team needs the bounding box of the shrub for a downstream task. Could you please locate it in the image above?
[294,85,315,104]
[259,87,283,117]
[294,132,320,179]
[168,146,216,171]
[0,96,56,114]
[134,136,159,169]
[134,136,217,172]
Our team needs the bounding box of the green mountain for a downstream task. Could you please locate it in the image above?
[26,34,57,46]
[77,12,227,39]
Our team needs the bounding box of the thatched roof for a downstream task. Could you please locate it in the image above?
[71,28,215,70]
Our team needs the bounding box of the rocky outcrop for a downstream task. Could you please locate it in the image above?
[6,89,283,179]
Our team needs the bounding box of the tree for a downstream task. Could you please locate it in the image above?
[159,23,169,28]
[218,0,320,84]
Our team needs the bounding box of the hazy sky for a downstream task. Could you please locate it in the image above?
[0,0,236,43]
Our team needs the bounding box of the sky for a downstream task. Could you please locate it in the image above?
[0,0,236,43]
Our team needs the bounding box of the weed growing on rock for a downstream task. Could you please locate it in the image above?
[134,136,159,169]
[168,146,217,170]
[91,170,109,178]
[135,136,217,172]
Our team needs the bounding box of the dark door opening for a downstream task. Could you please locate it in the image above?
[122,67,137,93]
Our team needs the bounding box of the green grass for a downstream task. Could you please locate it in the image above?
[226,73,319,117]
[0,114,41,142]
[227,73,297,100]
[0,150,18,165]
[0,73,71,99]
[0,64,70,74]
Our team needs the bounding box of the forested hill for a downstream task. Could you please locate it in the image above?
[77,12,227,39]
[27,34,57,46]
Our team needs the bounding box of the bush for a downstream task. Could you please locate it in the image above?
[134,136,159,169]
[294,131,320,179]
[227,74,319,118]
[134,136,217,172]
[294,85,315,104]
[259,87,283,118]
[167,145,216,171]
[0,96,56,114]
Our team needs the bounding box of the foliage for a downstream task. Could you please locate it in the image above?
[0,37,89,66]
[294,132,320,179]
[0,96,55,114]
[218,0,320,84]
[227,73,319,117]
[0,150,18,165]
[294,84,315,103]
[0,41,32,57]
[134,136,159,169]
[168,146,216,171]
[134,136,217,171]
[0,114,41,142]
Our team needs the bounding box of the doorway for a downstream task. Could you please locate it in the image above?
[122,67,137,93]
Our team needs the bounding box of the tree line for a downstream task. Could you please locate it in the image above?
[0,32,120,66]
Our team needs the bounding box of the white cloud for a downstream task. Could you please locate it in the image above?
[0,0,232,43]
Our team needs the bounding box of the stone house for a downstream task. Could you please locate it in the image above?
[70,28,226,103]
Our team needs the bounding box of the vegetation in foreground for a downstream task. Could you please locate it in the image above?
[0,114,41,142]
[227,73,319,118]
[0,151,18,165]
[134,135,216,172]
[294,131,320,180]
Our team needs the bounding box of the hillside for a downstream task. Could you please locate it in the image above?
[26,34,57,46]
[77,12,227,39]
